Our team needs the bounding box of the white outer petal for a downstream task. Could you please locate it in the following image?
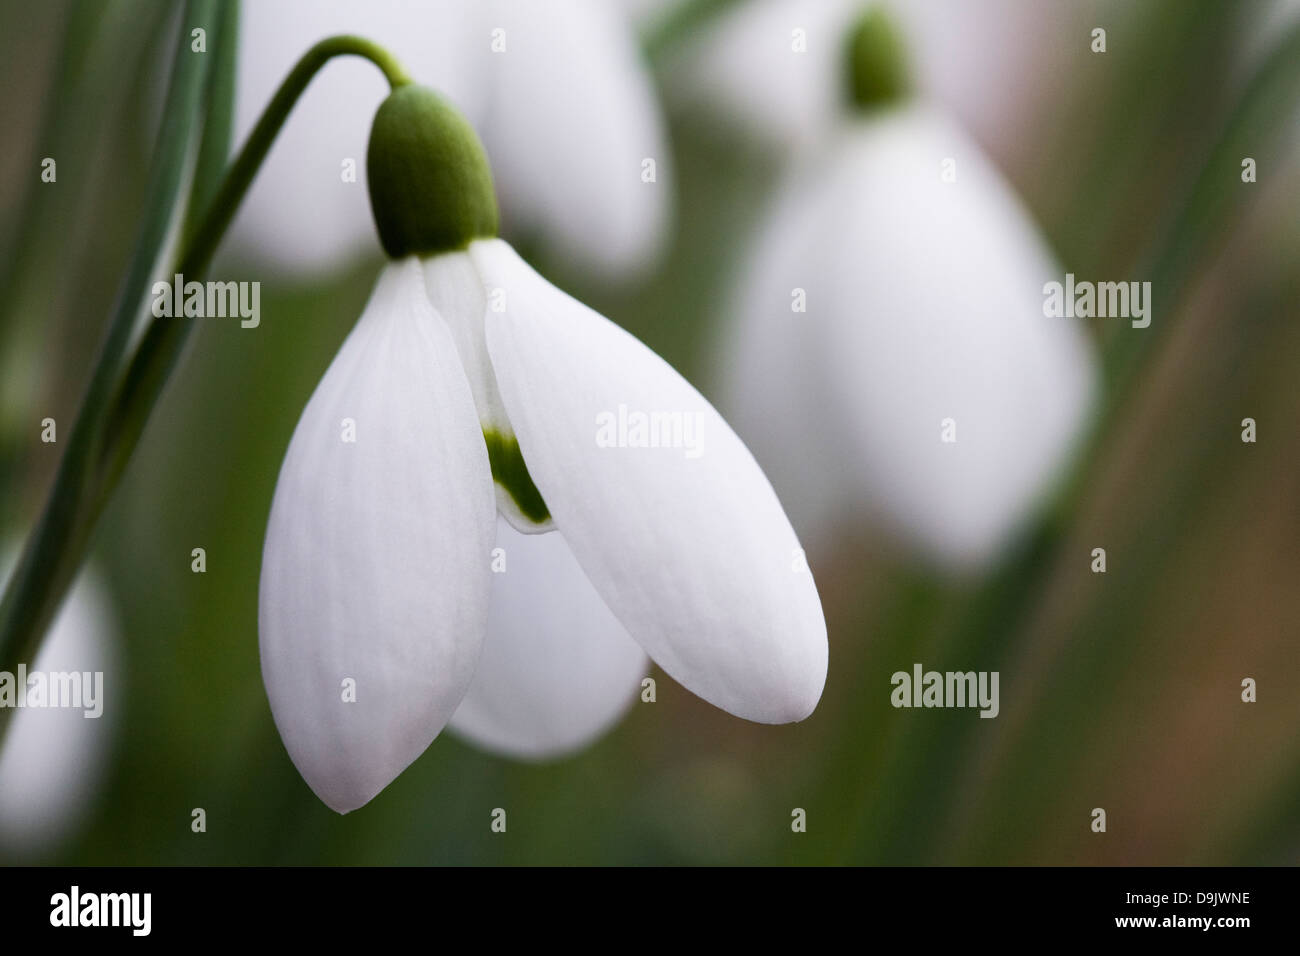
[0,551,117,858]
[258,258,495,813]
[472,239,827,724]
[810,107,1096,567]
[480,0,672,279]
[449,517,647,759]
[230,0,480,274]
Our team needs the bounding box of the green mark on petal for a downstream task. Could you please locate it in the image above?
[482,429,549,525]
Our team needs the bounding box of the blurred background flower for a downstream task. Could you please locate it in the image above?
[716,9,1097,568]
[231,0,671,280]
[718,100,1097,568]
[0,0,1297,864]
[0,547,118,859]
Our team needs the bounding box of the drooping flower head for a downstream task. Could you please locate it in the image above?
[716,8,1098,568]
[259,80,827,813]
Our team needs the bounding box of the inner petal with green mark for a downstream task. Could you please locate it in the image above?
[421,247,552,531]
[483,429,549,525]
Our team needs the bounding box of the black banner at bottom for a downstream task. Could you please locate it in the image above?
[0,865,1285,941]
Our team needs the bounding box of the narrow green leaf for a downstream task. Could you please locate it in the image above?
[0,0,218,722]
[185,0,240,248]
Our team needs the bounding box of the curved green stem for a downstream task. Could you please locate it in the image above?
[182,35,408,280]
[102,35,411,511]
[0,33,411,740]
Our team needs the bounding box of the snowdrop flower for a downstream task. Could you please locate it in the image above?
[259,83,826,813]
[671,0,1068,156]
[232,0,670,280]
[717,11,1097,568]
[0,546,117,858]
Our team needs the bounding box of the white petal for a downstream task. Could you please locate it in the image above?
[737,106,1097,567]
[422,252,506,436]
[472,239,827,724]
[258,258,495,813]
[449,517,647,759]
[480,0,672,279]
[230,0,481,274]
[0,550,117,858]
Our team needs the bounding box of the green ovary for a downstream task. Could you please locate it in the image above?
[482,429,550,524]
